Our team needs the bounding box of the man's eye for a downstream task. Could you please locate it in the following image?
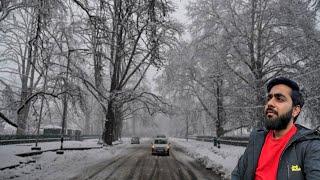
[276,96,284,101]
[267,95,272,101]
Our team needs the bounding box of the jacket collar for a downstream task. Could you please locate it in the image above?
[256,124,319,141]
[257,124,320,148]
[290,124,320,142]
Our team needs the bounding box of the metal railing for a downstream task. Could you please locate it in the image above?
[0,134,101,145]
[187,135,249,147]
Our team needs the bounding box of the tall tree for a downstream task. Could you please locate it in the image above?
[72,0,178,145]
[187,0,320,129]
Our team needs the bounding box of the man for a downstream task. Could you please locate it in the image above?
[232,77,320,180]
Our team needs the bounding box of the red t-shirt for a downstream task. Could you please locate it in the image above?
[255,124,297,180]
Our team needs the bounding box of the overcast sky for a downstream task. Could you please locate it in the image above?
[172,0,192,40]
[172,0,190,23]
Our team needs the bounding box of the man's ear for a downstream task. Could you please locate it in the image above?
[292,105,301,118]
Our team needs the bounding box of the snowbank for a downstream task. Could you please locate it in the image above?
[171,138,245,179]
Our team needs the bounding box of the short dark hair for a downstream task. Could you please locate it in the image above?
[266,77,304,122]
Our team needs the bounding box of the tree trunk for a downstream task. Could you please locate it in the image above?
[104,101,114,145]
[149,0,158,63]
[84,112,91,135]
[254,77,265,128]
[185,116,189,142]
[17,40,34,135]
[16,2,42,135]
[102,0,123,145]
[216,79,225,137]
[113,107,122,141]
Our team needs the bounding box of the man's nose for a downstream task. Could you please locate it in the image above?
[266,98,276,108]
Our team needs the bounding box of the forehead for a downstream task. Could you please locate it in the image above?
[268,84,292,96]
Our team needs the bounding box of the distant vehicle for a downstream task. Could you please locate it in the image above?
[151,138,170,156]
[156,134,166,139]
[131,137,140,144]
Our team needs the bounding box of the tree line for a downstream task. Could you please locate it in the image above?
[0,0,178,145]
[1,0,320,142]
[158,0,320,137]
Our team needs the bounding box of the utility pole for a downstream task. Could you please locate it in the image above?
[57,49,71,154]
[31,63,48,151]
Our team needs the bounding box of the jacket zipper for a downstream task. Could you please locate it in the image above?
[277,130,306,179]
[277,130,311,179]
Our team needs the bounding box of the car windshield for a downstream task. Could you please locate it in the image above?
[154,139,167,144]
[156,135,166,138]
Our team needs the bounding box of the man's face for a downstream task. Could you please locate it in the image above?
[264,84,294,130]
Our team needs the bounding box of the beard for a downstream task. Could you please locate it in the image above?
[264,108,293,130]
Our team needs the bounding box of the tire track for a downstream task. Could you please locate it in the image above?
[70,155,123,180]
[103,149,146,180]
[148,156,160,180]
[164,153,182,180]
[125,151,146,180]
[171,149,197,180]
[70,147,144,180]
[136,151,149,180]
[72,141,221,180]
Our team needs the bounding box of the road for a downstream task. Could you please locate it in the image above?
[71,141,221,180]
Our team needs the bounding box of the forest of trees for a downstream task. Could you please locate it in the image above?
[1,0,320,143]
[158,0,320,137]
[0,0,178,145]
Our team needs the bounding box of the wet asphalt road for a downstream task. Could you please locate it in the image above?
[71,141,222,180]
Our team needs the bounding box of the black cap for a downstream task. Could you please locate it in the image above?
[267,77,300,92]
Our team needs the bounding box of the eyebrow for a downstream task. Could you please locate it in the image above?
[267,93,287,99]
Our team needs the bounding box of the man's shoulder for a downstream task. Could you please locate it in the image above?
[295,123,320,142]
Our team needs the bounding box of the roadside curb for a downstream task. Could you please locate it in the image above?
[16,146,103,157]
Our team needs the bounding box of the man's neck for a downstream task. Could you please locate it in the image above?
[273,121,294,139]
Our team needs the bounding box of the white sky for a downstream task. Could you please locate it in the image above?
[0,138,244,179]
[172,0,190,24]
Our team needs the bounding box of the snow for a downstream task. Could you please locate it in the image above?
[170,138,245,179]
[0,138,132,180]
[0,137,245,180]
[41,125,62,129]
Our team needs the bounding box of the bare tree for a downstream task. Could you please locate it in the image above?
[71,0,178,145]
[187,0,320,129]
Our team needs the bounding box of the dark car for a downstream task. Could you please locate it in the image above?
[156,134,166,138]
[131,137,140,144]
[151,138,170,156]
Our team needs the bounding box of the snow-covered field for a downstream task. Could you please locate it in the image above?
[0,138,132,180]
[0,137,245,179]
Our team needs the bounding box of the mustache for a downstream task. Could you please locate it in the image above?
[265,107,278,115]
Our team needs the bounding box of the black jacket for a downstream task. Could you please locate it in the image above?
[231,124,320,180]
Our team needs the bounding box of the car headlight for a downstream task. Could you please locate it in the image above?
[166,145,170,149]
[152,145,155,149]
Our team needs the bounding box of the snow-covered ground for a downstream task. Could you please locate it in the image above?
[171,138,245,179]
[0,138,133,180]
[0,137,245,180]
